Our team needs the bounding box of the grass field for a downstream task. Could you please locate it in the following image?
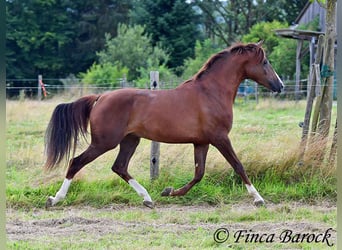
[6,96,337,249]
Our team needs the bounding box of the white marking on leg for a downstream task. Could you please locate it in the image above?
[245,184,264,204]
[128,179,152,203]
[49,178,72,206]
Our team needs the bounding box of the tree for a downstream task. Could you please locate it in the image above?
[66,0,133,73]
[131,0,200,74]
[6,0,75,79]
[6,0,78,97]
[6,0,132,84]
[194,0,307,46]
[316,0,337,140]
[242,21,288,54]
[95,24,169,82]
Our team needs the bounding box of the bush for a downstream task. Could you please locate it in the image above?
[97,24,169,82]
[80,63,129,88]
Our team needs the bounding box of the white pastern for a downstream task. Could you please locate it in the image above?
[128,179,152,202]
[245,184,264,203]
[49,178,72,206]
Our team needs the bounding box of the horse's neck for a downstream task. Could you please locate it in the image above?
[198,68,243,99]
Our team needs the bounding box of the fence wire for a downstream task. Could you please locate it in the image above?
[6,77,316,100]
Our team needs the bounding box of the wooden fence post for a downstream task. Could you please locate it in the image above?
[37,75,42,101]
[328,118,337,164]
[295,40,303,102]
[254,82,258,104]
[150,71,160,180]
[299,35,324,159]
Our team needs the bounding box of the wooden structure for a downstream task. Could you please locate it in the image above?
[277,0,337,163]
[274,0,327,99]
[149,71,160,180]
[274,0,337,99]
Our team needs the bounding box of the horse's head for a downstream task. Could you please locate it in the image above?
[243,41,284,93]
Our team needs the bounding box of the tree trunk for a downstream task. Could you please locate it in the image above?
[317,0,336,139]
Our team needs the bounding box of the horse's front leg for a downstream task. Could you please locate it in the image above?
[161,144,209,197]
[212,135,265,207]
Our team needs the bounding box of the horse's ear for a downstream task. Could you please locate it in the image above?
[256,40,264,47]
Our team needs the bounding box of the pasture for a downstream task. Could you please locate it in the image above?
[6,97,336,249]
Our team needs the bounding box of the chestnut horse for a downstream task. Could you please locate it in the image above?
[44,41,283,208]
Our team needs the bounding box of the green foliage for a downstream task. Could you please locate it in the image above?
[195,0,307,46]
[131,0,200,73]
[80,63,128,88]
[181,39,221,80]
[268,16,320,79]
[241,20,311,79]
[6,0,74,78]
[269,39,297,79]
[297,15,321,31]
[7,0,309,97]
[6,0,133,80]
[242,21,288,55]
[96,24,169,81]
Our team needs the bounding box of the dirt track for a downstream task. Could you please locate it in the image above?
[6,201,336,249]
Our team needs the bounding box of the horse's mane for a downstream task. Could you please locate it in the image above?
[193,43,265,80]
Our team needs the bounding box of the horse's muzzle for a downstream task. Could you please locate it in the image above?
[270,80,284,93]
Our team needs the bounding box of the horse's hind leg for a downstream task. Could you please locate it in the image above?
[161,144,209,197]
[212,136,265,207]
[46,144,109,208]
[111,134,154,208]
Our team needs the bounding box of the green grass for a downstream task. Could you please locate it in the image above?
[6,98,337,209]
[6,168,336,209]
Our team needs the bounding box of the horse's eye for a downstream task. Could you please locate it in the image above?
[263,60,268,65]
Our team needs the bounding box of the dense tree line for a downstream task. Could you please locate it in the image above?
[6,0,307,96]
[6,1,132,78]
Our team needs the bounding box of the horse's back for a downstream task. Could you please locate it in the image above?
[89,87,207,143]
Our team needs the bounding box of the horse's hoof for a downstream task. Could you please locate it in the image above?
[254,199,265,207]
[45,196,54,209]
[161,187,174,196]
[143,201,154,209]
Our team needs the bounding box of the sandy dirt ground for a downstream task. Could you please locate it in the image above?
[6,201,336,248]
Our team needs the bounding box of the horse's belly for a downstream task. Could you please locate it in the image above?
[129,115,204,144]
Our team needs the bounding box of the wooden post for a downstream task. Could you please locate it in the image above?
[150,71,160,180]
[244,80,247,103]
[310,0,336,161]
[299,35,324,159]
[318,37,335,138]
[37,75,42,101]
[328,118,337,164]
[254,82,258,104]
[295,40,303,101]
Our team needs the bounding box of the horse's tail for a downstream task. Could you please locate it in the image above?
[44,94,100,170]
